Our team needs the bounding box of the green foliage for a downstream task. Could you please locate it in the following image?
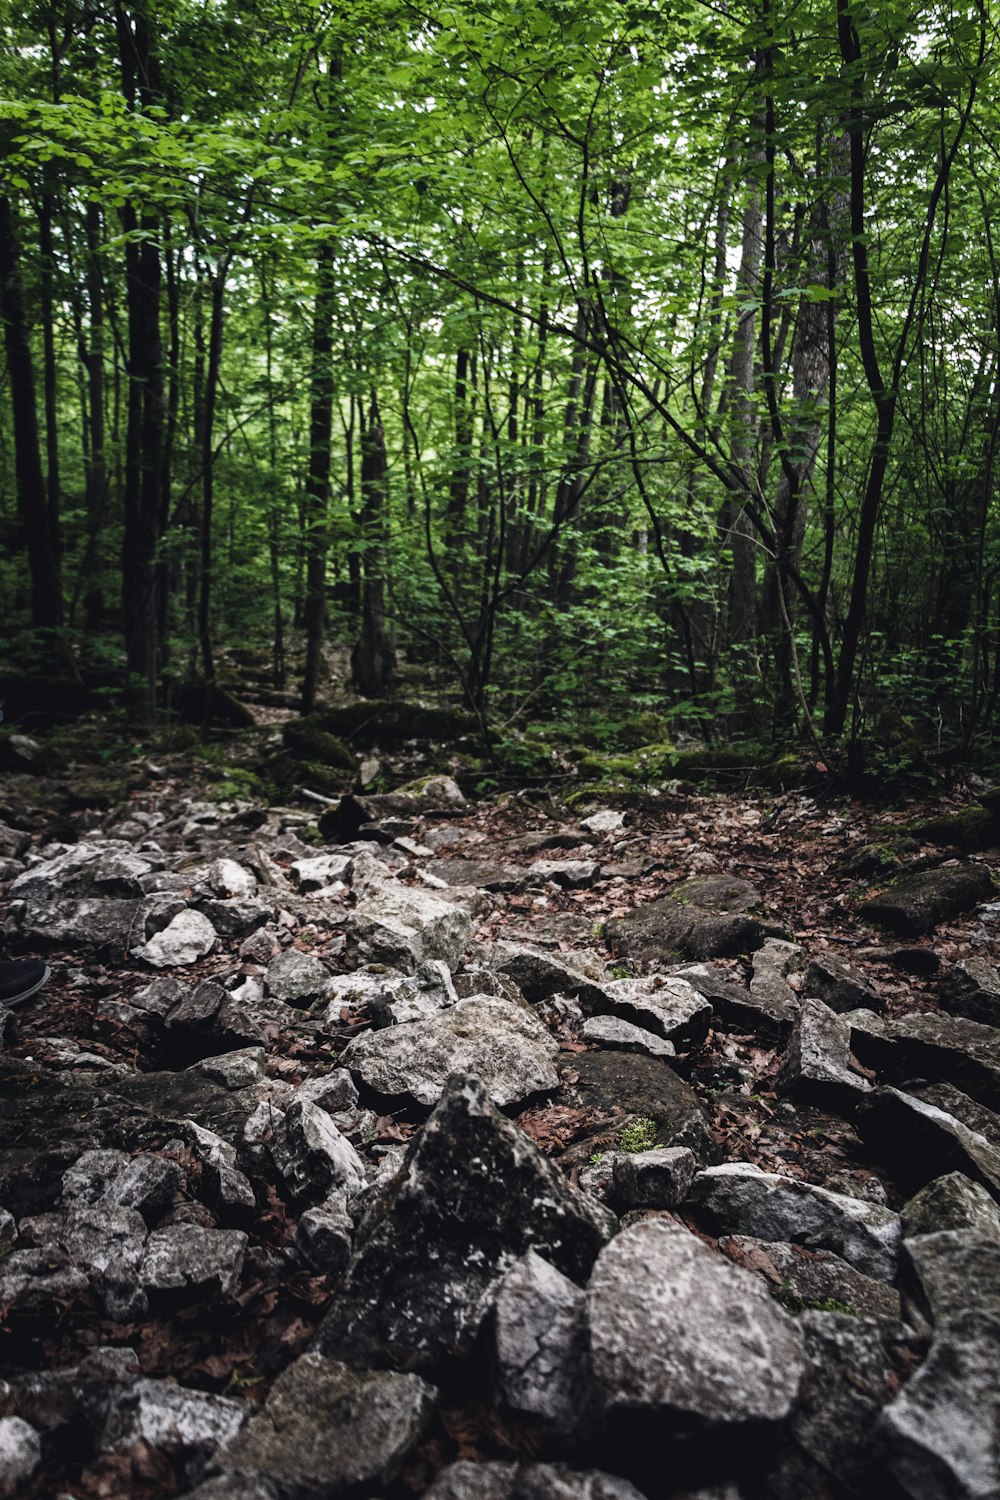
[617,1117,658,1154]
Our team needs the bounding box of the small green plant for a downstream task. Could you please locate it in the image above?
[592,921,605,939]
[618,1117,658,1153]
[611,964,630,980]
[588,1151,605,1165]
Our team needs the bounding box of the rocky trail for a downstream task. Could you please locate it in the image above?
[1,745,1000,1500]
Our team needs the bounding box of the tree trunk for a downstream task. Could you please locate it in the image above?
[351,395,396,697]
[301,239,336,713]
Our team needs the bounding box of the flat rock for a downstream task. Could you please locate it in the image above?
[580,1015,675,1059]
[425,858,530,892]
[596,976,712,1049]
[859,862,995,937]
[195,897,275,937]
[423,1463,647,1500]
[314,1074,615,1370]
[604,875,765,967]
[62,1148,182,1222]
[905,1231,1000,1327]
[135,909,217,967]
[878,1310,1000,1500]
[886,1012,1000,1110]
[290,853,353,891]
[857,1088,1000,1201]
[494,1250,592,1428]
[140,1224,247,1297]
[690,1162,901,1281]
[777,997,871,1108]
[487,941,610,1007]
[901,1172,1000,1241]
[802,955,882,1013]
[586,1218,806,1423]
[909,1081,1000,1149]
[265,949,332,1006]
[719,1235,902,1321]
[528,859,601,888]
[212,1354,436,1495]
[939,957,1000,1027]
[9,843,154,900]
[341,995,560,1110]
[9,892,184,952]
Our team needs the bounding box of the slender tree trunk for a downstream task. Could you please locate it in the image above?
[301,239,336,713]
[351,394,396,696]
[0,195,61,627]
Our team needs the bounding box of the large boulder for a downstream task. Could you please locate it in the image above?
[938,958,1000,1027]
[859,863,995,937]
[857,1088,1000,1201]
[313,1074,615,1371]
[604,875,765,967]
[351,884,471,970]
[586,1218,806,1424]
[341,996,560,1110]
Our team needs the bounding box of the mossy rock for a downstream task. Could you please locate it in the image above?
[903,805,998,854]
[265,752,355,798]
[490,737,561,779]
[526,710,673,752]
[576,740,676,784]
[310,700,479,749]
[173,681,257,729]
[564,784,669,813]
[282,719,359,773]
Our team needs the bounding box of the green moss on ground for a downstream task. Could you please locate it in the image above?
[282,720,359,772]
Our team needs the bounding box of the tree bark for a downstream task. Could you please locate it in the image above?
[351,394,396,696]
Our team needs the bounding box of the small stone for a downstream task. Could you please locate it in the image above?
[62,1149,182,1223]
[939,957,1000,1027]
[207,858,257,898]
[135,909,217,968]
[580,810,627,836]
[902,1172,1000,1241]
[598,976,712,1049]
[586,1218,806,1423]
[212,1354,436,1494]
[777,997,871,1107]
[528,859,601,888]
[290,853,353,892]
[195,1048,266,1090]
[294,1196,353,1274]
[612,1147,696,1208]
[0,1417,40,1493]
[102,1379,246,1477]
[270,1101,367,1203]
[423,1463,647,1500]
[494,1250,592,1429]
[802,955,882,1013]
[265,949,332,1006]
[580,1015,675,1059]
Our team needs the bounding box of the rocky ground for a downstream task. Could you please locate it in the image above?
[1,739,1000,1499]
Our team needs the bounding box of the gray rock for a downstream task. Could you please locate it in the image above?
[341,996,560,1110]
[212,1353,436,1494]
[0,1417,40,1492]
[860,862,995,937]
[902,1172,1000,1241]
[135,909,218,967]
[207,858,257,897]
[719,1235,902,1321]
[185,1479,279,1500]
[0,822,31,860]
[581,810,627,836]
[194,1048,267,1090]
[910,1081,1000,1149]
[560,1049,713,1166]
[19,1204,148,1318]
[487,941,610,1008]
[9,843,153,900]
[613,1147,696,1209]
[905,1231,1000,1326]
[314,1074,615,1370]
[182,1120,257,1216]
[425,859,529,892]
[294,1195,353,1274]
[597,976,712,1049]
[528,859,601,888]
[802,955,882,1013]
[140,1224,247,1297]
[580,1015,675,1059]
[163,980,267,1059]
[365,960,460,1028]
[423,1463,647,1500]
[586,1218,806,1422]
[939,957,1000,1027]
[290,853,353,891]
[676,961,791,1044]
[690,1162,901,1281]
[777,997,871,1107]
[102,1378,246,1479]
[747,938,802,1034]
[604,875,765,968]
[351,883,471,970]
[9,892,184,952]
[494,1250,592,1428]
[270,1100,366,1203]
[888,1010,1000,1111]
[265,949,332,1007]
[857,1088,1000,1200]
[292,1068,359,1115]
[195,897,275,937]
[878,1311,1000,1500]
[62,1148,182,1223]
[0,1247,90,1313]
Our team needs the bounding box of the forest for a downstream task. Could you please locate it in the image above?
[2,0,999,775]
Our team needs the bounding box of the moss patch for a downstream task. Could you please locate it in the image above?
[282,720,359,772]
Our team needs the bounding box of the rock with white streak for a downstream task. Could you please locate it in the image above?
[270,1100,367,1203]
[135,909,217,968]
[102,1378,246,1482]
[140,1224,247,1298]
[207,858,257,898]
[597,975,712,1049]
[581,1014,676,1059]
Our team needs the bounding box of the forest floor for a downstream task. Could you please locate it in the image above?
[0,707,998,1496]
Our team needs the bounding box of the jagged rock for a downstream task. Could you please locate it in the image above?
[939,957,1000,1027]
[265,949,332,1006]
[801,954,882,1013]
[185,1479,279,1500]
[341,996,560,1110]
[0,822,31,860]
[786,1312,915,1498]
[882,1013,1000,1111]
[18,1204,148,1319]
[529,859,601,888]
[777,997,871,1107]
[313,1074,615,1370]
[294,1194,353,1274]
[719,1236,902,1321]
[351,883,471,970]
[747,938,801,1034]
[102,1379,246,1482]
[290,853,353,892]
[0,1211,14,1246]
[674,962,790,1044]
[211,1354,436,1494]
[207,858,257,898]
[8,892,184,952]
[581,810,627,836]
[140,1224,247,1297]
[902,1172,1000,1240]
[905,1231,1000,1327]
[580,1015,676,1059]
[0,1417,40,1493]
[194,1048,266,1091]
[293,1069,359,1115]
[162,980,267,1060]
[0,1247,91,1314]
[596,976,712,1049]
[425,859,530,892]
[423,1463,648,1500]
[182,1120,257,1216]
[878,1311,1000,1500]
[857,1088,1000,1201]
[62,1149,183,1223]
[270,1101,366,1203]
[689,1163,901,1281]
[586,1218,806,1423]
[560,1050,713,1166]
[487,942,609,1007]
[909,1081,1000,1149]
[612,1147,696,1209]
[605,875,765,968]
[9,843,154,900]
[493,1250,592,1428]
[135,909,218,968]
[334,960,459,1029]
[860,862,995,937]
[195,897,275,937]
